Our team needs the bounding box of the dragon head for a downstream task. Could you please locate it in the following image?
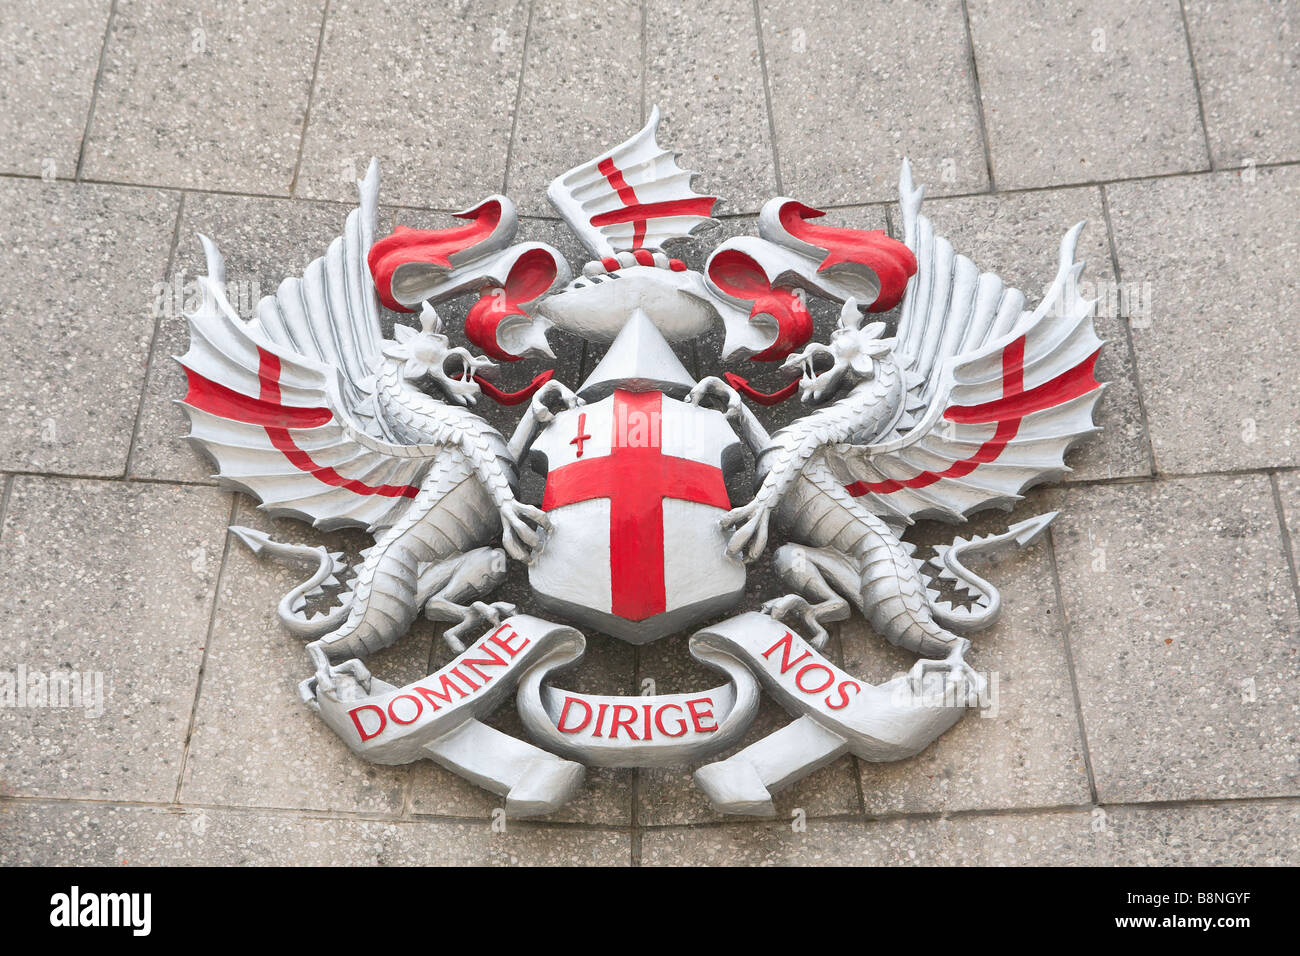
[382,304,496,406]
[780,297,897,404]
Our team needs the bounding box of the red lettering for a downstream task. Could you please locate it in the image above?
[825,679,862,711]
[460,641,508,682]
[609,704,640,740]
[552,697,734,740]
[762,631,812,674]
[348,704,386,742]
[686,697,718,733]
[488,625,530,658]
[414,672,471,710]
[556,696,592,733]
[449,665,479,692]
[794,662,835,694]
[654,703,687,738]
[387,693,423,725]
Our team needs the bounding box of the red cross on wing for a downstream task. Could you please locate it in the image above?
[822,163,1106,524]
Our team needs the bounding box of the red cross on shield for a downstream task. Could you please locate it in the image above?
[527,388,747,643]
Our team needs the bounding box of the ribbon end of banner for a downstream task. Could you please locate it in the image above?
[419,713,587,818]
[693,759,778,818]
[504,757,586,818]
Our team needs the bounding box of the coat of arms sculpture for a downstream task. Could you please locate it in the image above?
[177,108,1103,817]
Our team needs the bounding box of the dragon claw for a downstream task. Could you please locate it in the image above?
[907,640,986,705]
[304,642,372,703]
[761,594,830,649]
[721,498,771,563]
[529,380,582,424]
[500,498,552,563]
[686,376,742,422]
[442,600,517,653]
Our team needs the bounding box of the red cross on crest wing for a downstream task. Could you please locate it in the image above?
[546,105,718,257]
[821,162,1106,524]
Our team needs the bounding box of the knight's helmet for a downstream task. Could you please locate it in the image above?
[537,105,722,348]
[574,308,696,402]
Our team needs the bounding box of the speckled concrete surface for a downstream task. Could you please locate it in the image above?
[0,0,1297,866]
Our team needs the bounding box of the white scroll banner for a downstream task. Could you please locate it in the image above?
[312,615,588,817]
[515,631,761,767]
[311,611,975,818]
[690,612,974,816]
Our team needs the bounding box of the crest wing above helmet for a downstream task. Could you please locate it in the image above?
[546,104,718,258]
[821,166,1105,524]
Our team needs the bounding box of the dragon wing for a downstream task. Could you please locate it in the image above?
[178,164,440,532]
[822,162,1105,524]
[255,159,388,436]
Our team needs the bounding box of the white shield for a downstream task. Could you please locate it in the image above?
[527,388,746,643]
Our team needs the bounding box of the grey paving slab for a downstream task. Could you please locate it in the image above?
[899,188,1151,481]
[1184,0,1300,168]
[640,800,1300,865]
[1046,475,1300,804]
[644,0,778,215]
[179,502,418,816]
[0,802,631,865]
[130,192,375,483]
[81,0,324,194]
[844,495,1093,815]
[0,179,180,477]
[506,0,644,217]
[758,0,988,206]
[967,0,1208,189]
[0,0,112,178]
[1276,472,1300,590]
[0,477,229,802]
[296,0,527,208]
[1102,800,1300,866]
[1106,166,1300,473]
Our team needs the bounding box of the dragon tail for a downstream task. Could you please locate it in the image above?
[920,513,1057,635]
[779,464,1053,656]
[231,460,501,664]
[229,527,353,638]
